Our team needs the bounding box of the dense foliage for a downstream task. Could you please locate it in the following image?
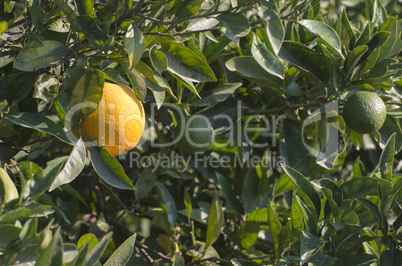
[0,0,401,265]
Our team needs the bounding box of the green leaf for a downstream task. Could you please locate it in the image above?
[216,13,250,41]
[86,232,113,265]
[136,61,175,99]
[54,0,78,30]
[77,15,108,49]
[242,167,260,213]
[190,83,241,107]
[232,221,260,249]
[14,40,68,71]
[34,74,59,104]
[49,138,86,191]
[25,157,67,201]
[300,231,327,263]
[89,146,136,190]
[125,22,145,69]
[357,31,391,66]
[262,10,284,55]
[77,233,98,250]
[159,38,217,83]
[122,64,147,102]
[150,45,168,72]
[281,164,321,219]
[280,119,310,176]
[251,35,284,79]
[36,227,63,266]
[0,205,53,223]
[279,41,330,84]
[335,254,377,266]
[183,188,192,223]
[216,172,238,212]
[205,189,224,249]
[341,9,356,50]
[268,202,282,258]
[341,177,378,199]
[0,225,21,250]
[68,69,104,125]
[379,116,402,152]
[225,56,283,87]
[104,233,137,266]
[5,112,73,145]
[317,178,343,211]
[76,0,94,16]
[372,0,387,26]
[299,20,342,57]
[134,167,158,202]
[0,21,8,35]
[156,182,177,227]
[379,249,402,266]
[379,132,395,181]
[1,72,37,107]
[378,17,398,60]
[346,45,368,74]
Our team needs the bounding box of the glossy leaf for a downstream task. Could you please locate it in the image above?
[341,177,378,199]
[251,35,284,79]
[77,15,107,49]
[68,69,104,125]
[14,40,68,71]
[205,189,224,249]
[225,56,283,87]
[150,45,168,72]
[262,9,284,55]
[49,138,86,191]
[89,146,136,190]
[5,112,73,144]
[279,41,330,84]
[379,132,395,181]
[104,233,137,266]
[379,116,402,152]
[281,164,321,218]
[372,0,387,26]
[216,13,250,41]
[190,83,241,107]
[156,182,177,227]
[125,22,145,69]
[134,167,158,202]
[242,167,260,213]
[299,20,342,57]
[86,232,113,265]
[122,64,147,102]
[378,17,398,60]
[300,230,327,263]
[159,38,217,83]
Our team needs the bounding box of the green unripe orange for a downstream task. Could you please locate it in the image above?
[175,115,214,154]
[342,91,386,134]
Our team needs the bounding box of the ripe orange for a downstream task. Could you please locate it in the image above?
[80,82,145,156]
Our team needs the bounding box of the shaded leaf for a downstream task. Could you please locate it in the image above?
[279,41,329,84]
[5,112,73,145]
[156,182,177,227]
[216,13,250,41]
[190,83,241,107]
[205,189,224,249]
[89,146,136,190]
[14,40,68,71]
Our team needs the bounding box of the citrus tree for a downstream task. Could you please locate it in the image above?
[0,0,401,265]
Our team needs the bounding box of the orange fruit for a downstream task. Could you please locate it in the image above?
[80,82,145,156]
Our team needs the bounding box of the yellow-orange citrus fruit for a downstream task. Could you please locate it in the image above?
[80,82,145,157]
